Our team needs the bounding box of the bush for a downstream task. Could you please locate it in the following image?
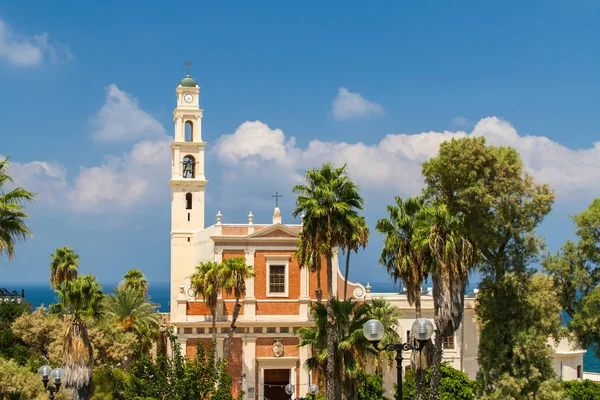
[401,363,479,400]
[357,372,389,400]
[562,379,600,400]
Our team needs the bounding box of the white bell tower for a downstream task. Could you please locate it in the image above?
[169,61,207,236]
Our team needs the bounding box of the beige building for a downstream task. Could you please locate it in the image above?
[167,71,586,400]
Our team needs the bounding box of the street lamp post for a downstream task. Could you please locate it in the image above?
[285,383,319,400]
[38,365,65,400]
[363,318,434,400]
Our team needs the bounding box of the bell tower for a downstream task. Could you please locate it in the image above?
[169,61,207,235]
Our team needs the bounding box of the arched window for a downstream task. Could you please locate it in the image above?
[185,121,193,142]
[186,193,192,209]
[182,155,195,178]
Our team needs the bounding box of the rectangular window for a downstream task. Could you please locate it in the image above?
[267,327,277,334]
[196,327,205,334]
[269,265,286,294]
[253,327,263,334]
[280,327,289,334]
[183,327,193,334]
[442,335,455,350]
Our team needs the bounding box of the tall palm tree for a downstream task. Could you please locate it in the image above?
[298,299,376,400]
[342,216,370,301]
[221,256,254,359]
[190,261,223,342]
[122,269,149,295]
[376,195,433,382]
[49,246,80,289]
[106,285,159,352]
[293,162,364,400]
[0,158,35,259]
[56,274,105,400]
[415,204,474,400]
[296,224,325,301]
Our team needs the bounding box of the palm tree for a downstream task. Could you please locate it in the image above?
[376,195,433,383]
[298,299,376,400]
[293,162,364,400]
[342,216,370,301]
[415,204,474,400]
[122,269,149,295]
[56,274,105,400]
[368,298,403,373]
[190,261,223,342]
[221,256,254,359]
[296,224,325,301]
[0,158,35,259]
[106,285,159,352]
[50,246,80,289]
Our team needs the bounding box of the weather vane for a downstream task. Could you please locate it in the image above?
[184,60,192,75]
[272,191,282,208]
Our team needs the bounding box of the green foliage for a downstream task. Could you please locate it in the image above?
[0,157,36,260]
[0,301,30,364]
[0,358,71,400]
[421,137,557,396]
[49,246,80,289]
[543,198,600,357]
[105,285,159,351]
[121,269,149,295]
[356,372,389,400]
[402,363,480,400]
[117,336,237,400]
[54,274,105,320]
[562,379,600,400]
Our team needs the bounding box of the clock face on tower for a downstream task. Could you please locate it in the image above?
[184,94,193,103]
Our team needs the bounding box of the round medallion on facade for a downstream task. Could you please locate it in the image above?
[353,287,364,299]
[273,338,284,357]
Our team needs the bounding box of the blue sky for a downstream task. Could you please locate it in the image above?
[1,1,599,287]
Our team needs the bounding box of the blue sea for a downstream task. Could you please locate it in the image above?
[5,281,599,373]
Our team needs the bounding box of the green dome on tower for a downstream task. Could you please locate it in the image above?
[179,74,197,87]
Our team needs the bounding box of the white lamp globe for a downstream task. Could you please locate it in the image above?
[411,318,434,341]
[37,365,52,378]
[363,319,385,342]
[50,368,64,384]
[309,384,318,395]
[285,383,295,396]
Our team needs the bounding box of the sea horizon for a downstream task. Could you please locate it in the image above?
[3,280,599,374]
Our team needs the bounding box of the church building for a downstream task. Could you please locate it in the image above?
[167,69,586,400]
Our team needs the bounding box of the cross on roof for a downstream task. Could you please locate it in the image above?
[272,191,282,208]
[184,60,192,75]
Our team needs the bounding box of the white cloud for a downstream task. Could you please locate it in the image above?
[332,87,383,121]
[0,18,73,66]
[66,136,171,212]
[452,116,471,127]
[1,157,68,206]
[90,84,166,143]
[213,117,600,199]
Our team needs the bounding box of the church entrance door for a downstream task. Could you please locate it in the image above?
[263,368,290,400]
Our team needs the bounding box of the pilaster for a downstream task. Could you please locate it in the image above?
[245,250,256,318]
[242,337,257,398]
[176,284,188,321]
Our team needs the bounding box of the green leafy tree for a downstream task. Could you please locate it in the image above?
[221,256,255,359]
[0,301,30,364]
[356,372,389,400]
[293,162,364,400]
[368,298,402,373]
[421,137,556,396]
[190,261,223,342]
[562,379,600,400]
[49,246,80,290]
[543,199,600,357]
[122,269,149,295]
[414,204,474,399]
[106,285,159,353]
[0,358,72,400]
[56,274,105,400]
[401,363,480,400]
[0,157,36,260]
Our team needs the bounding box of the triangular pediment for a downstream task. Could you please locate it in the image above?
[247,223,299,239]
